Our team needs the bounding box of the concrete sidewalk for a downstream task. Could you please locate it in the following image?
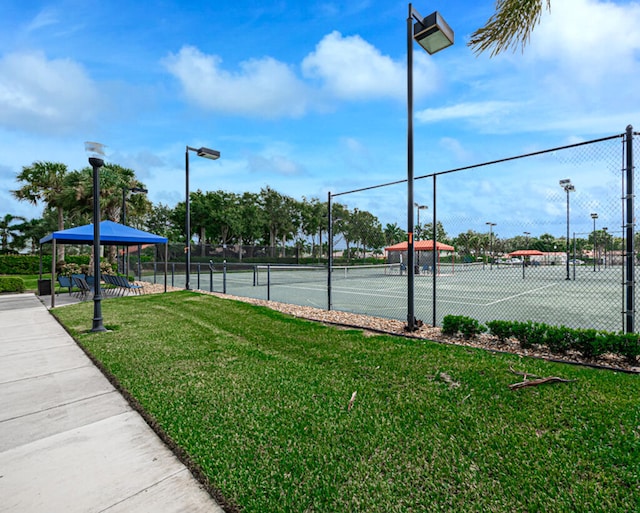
[0,293,224,513]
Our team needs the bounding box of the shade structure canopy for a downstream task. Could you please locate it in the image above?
[40,220,167,246]
[385,240,454,252]
[508,249,544,257]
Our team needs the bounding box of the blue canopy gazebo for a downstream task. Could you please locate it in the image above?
[39,220,168,307]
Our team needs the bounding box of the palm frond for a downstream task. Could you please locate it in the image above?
[468,0,551,57]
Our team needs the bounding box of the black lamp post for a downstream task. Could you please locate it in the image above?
[591,212,598,272]
[185,145,220,290]
[406,3,453,331]
[85,142,107,332]
[560,179,575,280]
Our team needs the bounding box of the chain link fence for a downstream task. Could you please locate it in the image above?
[141,127,638,333]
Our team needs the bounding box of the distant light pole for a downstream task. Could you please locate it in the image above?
[121,186,148,276]
[524,231,530,249]
[560,179,575,280]
[486,222,496,270]
[591,212,598,272]
[85,142,107,333]
[406,3,454,331]
[602,227,608,269]
[185,146,220,290]
[414,203,428,240]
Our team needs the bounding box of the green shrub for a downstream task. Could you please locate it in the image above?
[0,276,25,293]
[441,315,460,336]
[510,321,541,349]
[486,320,513,343]
[459,316,487,339]
[611,332,640,364]
[544,325,572,355]
[442,315,486,339]
[572,329,610,359]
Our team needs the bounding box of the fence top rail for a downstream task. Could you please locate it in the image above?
[330,132,625,198]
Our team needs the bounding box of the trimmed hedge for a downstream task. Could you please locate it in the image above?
[0,255,90,275]
[0,276,25,293]
[444,315,640,364]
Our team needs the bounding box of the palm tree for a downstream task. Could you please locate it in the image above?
[62,163,148,263]
[469,0,551,56]
[12,161,68,260]
[0,214,26,253]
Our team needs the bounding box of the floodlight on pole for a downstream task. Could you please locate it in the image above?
[185,145,220,290]
[560,179,575,280]
[406,3,453,331]
[85,141,107,333]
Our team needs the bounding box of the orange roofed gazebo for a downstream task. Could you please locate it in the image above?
[385,240,455,274]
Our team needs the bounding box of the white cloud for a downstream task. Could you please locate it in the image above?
[416,101,518,123]
[0,51,100,135]
[302,31,441,101]
[164,46,310,119]
[529,0,640,83]
[25,8,59,32]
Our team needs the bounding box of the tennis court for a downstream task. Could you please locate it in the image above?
[145,262,627,332]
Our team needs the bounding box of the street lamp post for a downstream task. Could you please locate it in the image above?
[524,231,530,249]
[121,186,148,276]
[414,203,428,240]
[560,179,575,280]
[486,222,496,270]
[185,146,220,290]
[85,142,107,333]
[591,213,598,272]
[406,3,453,331]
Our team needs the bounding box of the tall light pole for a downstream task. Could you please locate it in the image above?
[560,179,575,280]
[406,3,453,331]
[602,227,608,269]
[85,142,107,333]
[414,203,428,240]
[185,146,220,290]
[524,231,530,249]
[486,222,496,270]
[591,212,598,272]
[121,186,148,276]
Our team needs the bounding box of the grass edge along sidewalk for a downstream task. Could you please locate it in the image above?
[53,291,640,513]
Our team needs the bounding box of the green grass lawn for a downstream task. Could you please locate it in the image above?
[53,291,640,513]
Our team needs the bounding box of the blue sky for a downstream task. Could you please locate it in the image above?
[1,0,639,239]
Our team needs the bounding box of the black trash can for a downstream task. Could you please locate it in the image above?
[38,279,52,296]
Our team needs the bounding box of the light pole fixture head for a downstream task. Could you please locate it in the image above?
[196,147,220,160]
[130,187,148,194]
[413,11,454,55]
[559,178,575,192]
[591,213,598,219]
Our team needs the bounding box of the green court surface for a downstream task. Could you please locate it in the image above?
[144,263,628,332]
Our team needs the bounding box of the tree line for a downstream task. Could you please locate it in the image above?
[3,160,628,264]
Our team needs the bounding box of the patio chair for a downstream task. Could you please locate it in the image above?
[114,275,143,295]
[57,275,73,295]
[72,276,92,300]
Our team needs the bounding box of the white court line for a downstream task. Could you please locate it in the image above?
[483,282,559,306]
